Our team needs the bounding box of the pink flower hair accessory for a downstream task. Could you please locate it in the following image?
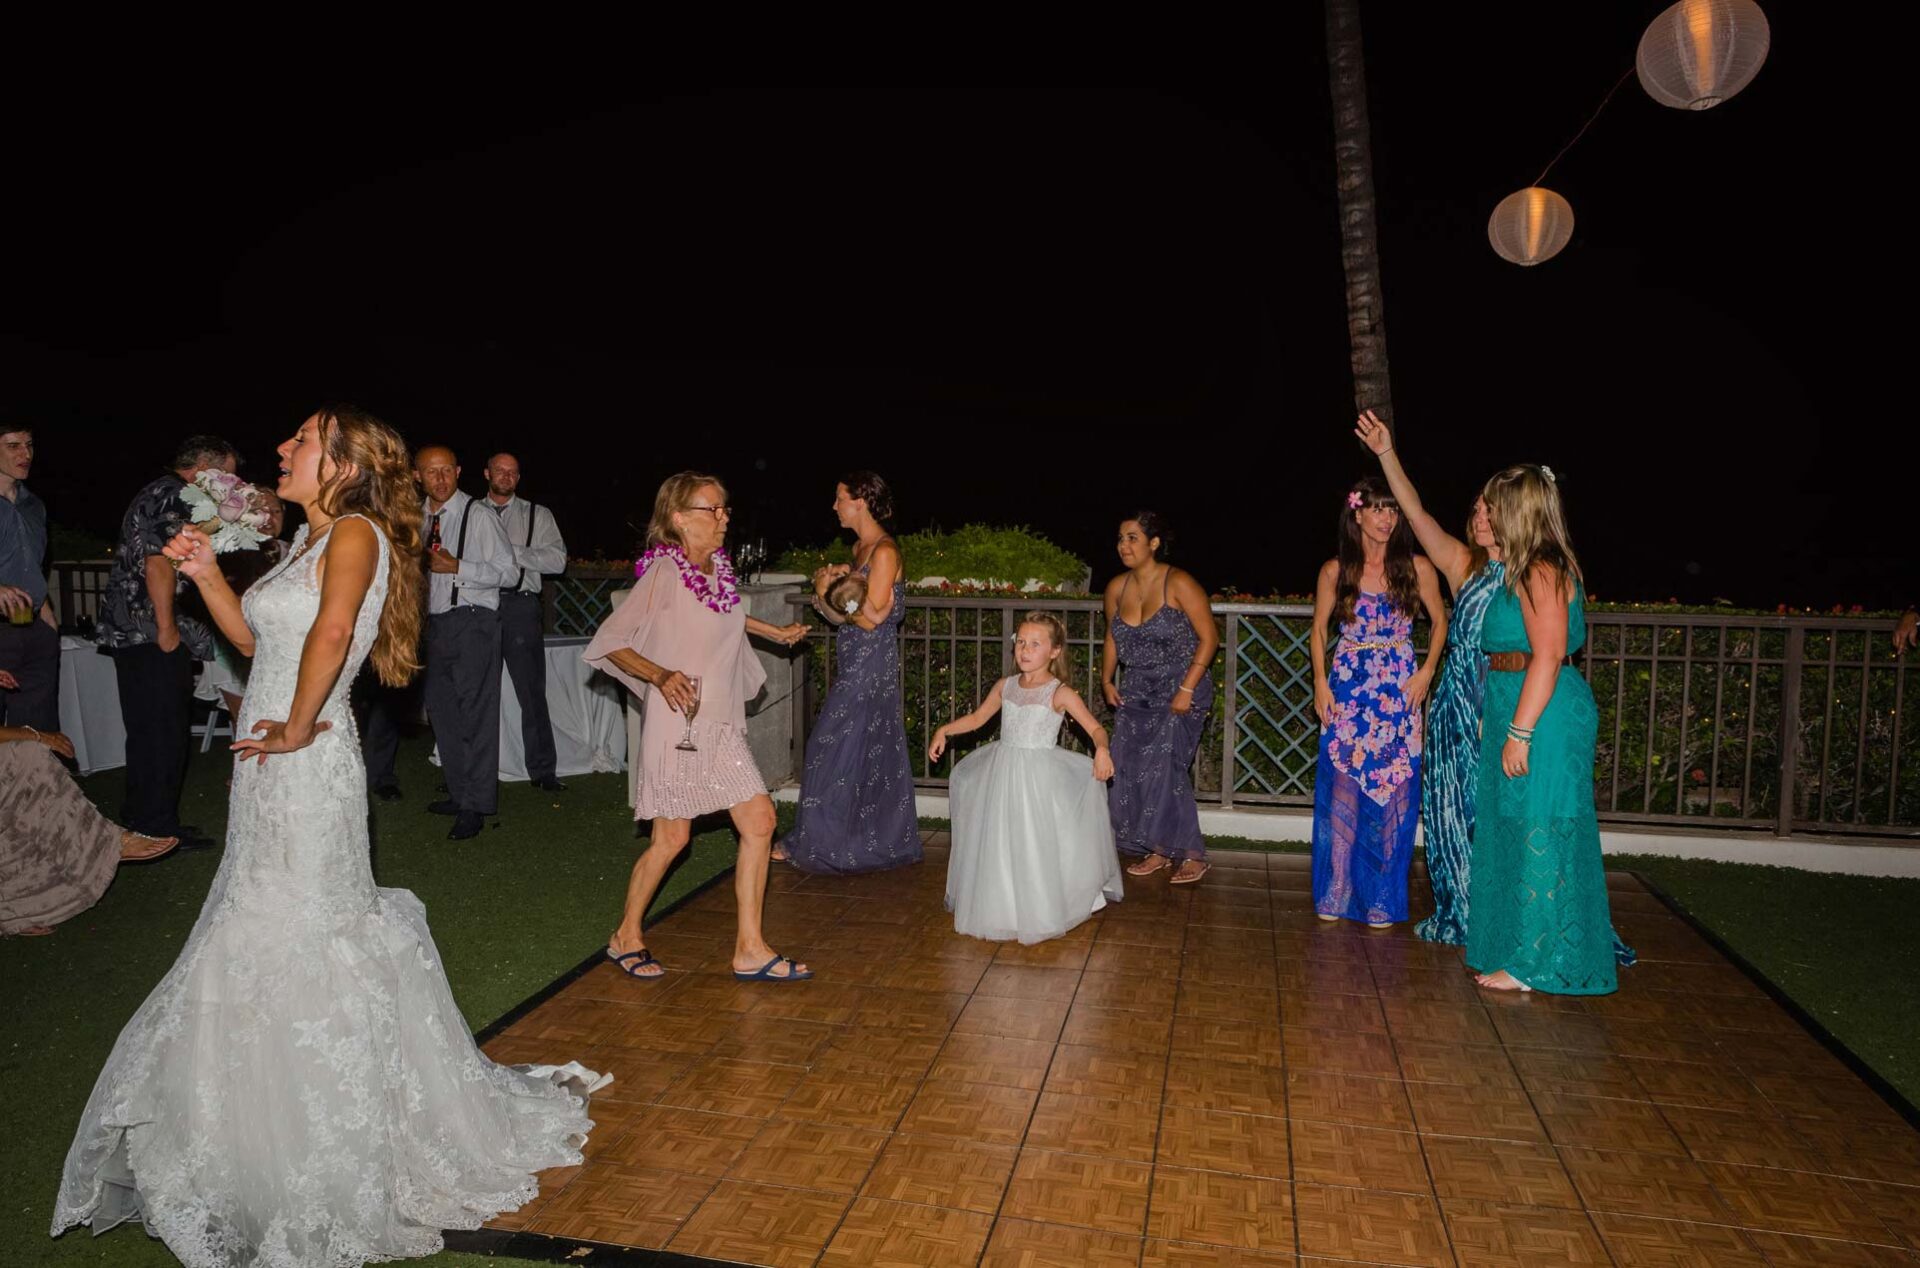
[1346,490,1365,509]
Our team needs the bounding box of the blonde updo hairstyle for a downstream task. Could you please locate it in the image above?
[311,405,426,687]
[647,471,729,549]
[1481,464,1581,602]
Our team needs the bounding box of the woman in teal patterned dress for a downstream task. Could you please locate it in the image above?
[1467,464,1618,994]
[1353,411,1501,945]
[1354,412,1633,965]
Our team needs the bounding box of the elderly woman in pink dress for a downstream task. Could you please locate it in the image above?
[585,471,812,981]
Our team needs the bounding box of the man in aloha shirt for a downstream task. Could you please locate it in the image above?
[97,435,238,851]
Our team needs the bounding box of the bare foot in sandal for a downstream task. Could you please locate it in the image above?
[1127,854,1171,877]
[1475,969,1531,992]
[120,830,180,863]
[606,932,666,978]
[1170,860,1210,885]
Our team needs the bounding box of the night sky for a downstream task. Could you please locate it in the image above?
[3,9,1888,607]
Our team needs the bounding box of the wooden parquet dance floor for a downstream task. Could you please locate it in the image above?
[473,833,1920,1266]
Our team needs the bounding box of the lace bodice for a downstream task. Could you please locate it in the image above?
[219,516,391,932]
[240,517,389,733]
[999,677,1065,750]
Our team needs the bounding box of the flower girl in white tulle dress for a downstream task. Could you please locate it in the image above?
[929,612,1124,943]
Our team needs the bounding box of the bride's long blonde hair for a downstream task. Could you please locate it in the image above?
[1481,464,1581,602]
[312,406,425,686]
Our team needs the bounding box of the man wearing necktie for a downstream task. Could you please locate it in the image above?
[416,446,516,841]
[482,453,569,793]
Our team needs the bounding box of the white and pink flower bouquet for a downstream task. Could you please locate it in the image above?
[177,470,275,554]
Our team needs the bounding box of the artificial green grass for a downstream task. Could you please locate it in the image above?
[6,736,755,1268]
[1613,854,1920,1109]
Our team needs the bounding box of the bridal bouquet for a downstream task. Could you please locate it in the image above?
[177,470,275,554]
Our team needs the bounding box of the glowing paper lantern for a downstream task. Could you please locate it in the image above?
[1637,0,1771,110]
[1488,187,1575,266]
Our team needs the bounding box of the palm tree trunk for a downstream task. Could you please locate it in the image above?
[1326,0,1393,427]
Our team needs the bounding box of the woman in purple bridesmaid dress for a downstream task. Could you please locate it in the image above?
[1102,511,1219,885]
[775,472,923,875]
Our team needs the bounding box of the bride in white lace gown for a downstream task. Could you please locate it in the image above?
[52,409,595,1268]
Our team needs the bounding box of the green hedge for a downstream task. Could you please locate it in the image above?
[776,524,1089,590]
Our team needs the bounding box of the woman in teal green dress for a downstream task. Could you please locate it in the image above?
[1467,463,1618,995]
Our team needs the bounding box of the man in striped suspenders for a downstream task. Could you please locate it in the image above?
[482,453,568,793]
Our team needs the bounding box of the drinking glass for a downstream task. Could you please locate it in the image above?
[675,675,703,752]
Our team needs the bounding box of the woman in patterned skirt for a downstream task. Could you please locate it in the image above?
[1468,464,1619,994]
[586,471,812,981]
[1309,477,1447,927]
[1354,411,1633,965]
[1103,510,1219,885]
[2,704,178,936]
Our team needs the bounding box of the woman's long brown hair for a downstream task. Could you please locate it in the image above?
[312,405,424,686]
[1330,476,1420,636]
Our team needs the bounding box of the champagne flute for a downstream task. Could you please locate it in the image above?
[675,675,703,752]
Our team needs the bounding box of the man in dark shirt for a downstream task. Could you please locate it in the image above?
[97,435,238,850]
[0,423,60,732]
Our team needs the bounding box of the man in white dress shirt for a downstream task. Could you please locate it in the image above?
[481,453,569,793]
[416,446,516,841]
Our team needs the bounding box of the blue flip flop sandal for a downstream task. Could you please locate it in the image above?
[733,954,812,983]
[607,947,665,979]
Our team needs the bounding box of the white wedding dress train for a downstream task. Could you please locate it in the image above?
[51,516,595,1268]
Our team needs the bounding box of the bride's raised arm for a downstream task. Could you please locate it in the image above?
[163,527,256,657]
[233,518,378,762]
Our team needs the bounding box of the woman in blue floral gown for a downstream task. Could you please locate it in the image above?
[1309,477,1447,927]
[776,472,922,875]
[1354,411,1633,966]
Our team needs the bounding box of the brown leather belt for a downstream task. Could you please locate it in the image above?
[1487,651,1533,672]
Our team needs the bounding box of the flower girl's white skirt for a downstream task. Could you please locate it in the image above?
[946,743,1123,944]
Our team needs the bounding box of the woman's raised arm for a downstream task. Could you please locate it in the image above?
[1353,410,1471,592]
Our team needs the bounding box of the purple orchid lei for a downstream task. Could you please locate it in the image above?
[636,542,740,613]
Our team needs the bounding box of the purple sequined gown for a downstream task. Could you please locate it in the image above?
[779,566,923,874]
[1107,580,1214,862]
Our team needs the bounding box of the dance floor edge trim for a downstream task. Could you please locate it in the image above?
[470,863,739,1049]
[1629,869,1919,1132]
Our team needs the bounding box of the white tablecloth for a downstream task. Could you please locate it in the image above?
[65,633,626,784]
[497,636,628,782]
[57,636,126,775]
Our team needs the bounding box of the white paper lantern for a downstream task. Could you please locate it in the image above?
[1488,187,1575,266]
[1637,0,1771,110]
